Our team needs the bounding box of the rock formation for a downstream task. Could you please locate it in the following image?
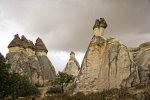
[35,38,56,82]
[74,18,133,93]
[63,51,80,76]
[121,42,150,88]
[6,34,56,86]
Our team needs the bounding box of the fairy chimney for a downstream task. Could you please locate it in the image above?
[93,18,107,36]
[8,34,24,53]
[35,37,48,56]
[63,51,80,76]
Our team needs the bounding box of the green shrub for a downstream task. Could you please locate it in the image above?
[46,86,62,94]
[18,85,40,97]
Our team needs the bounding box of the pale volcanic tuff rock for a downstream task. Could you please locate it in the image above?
[63,51,80,76]
[121,42,150,88]
[6,34,56,86]
[6,52,43,85]
[35,37,56,81]
[74,18,133,93]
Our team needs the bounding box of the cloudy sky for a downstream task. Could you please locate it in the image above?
[0,0,150,72]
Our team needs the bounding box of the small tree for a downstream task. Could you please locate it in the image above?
[8,73,40,100]
[0,57,39,100]
[0,58,10,99]
[54,72,75,93]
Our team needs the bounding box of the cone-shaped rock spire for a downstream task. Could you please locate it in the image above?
[35,37,48,53]
[21,35,35,50]
[63,51,80,76]
[8,34,23,48]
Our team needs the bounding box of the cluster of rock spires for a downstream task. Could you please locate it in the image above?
[0,18,149,94]
[6,34,56,86]
[63,51,80,76]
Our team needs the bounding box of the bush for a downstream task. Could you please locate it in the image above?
[46,86,62,94]
[18,85,40,97]
[8,73,40,99]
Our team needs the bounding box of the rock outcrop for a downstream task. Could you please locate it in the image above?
[121,42,150,88]
[6,34,56,86]
[63,51,80,76]
[74,18,133,93]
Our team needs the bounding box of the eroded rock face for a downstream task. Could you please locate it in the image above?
[6,34,56,86]
[37,56,56,81]
[6,52,43,85]
[74,36,133,93]
[63,52,80,76]
[121,42,150,88]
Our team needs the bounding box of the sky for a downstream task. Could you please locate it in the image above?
[0,0,150,72]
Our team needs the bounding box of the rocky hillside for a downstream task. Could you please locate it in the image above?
[6,34,56,86]
[63,51,80,76]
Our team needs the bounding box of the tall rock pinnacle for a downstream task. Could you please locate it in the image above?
[35,37,56,83]
[74,18,132,93]
[63,51,80,76]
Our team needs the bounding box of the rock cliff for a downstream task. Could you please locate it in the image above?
[63,51,80,76]
[6,34,56,86]
[74,18,133,93]
[121,42,150,88]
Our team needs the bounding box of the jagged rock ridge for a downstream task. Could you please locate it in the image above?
[63,51,80,76]
[6,34,56,86]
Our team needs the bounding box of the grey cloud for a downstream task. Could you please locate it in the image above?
[0,0,150,52]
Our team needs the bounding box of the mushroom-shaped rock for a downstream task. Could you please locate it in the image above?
[35,38,48,54]
[99,18,107,29]
[8,34,23,48]
[93,18,107,36]
[74,19,132,93]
